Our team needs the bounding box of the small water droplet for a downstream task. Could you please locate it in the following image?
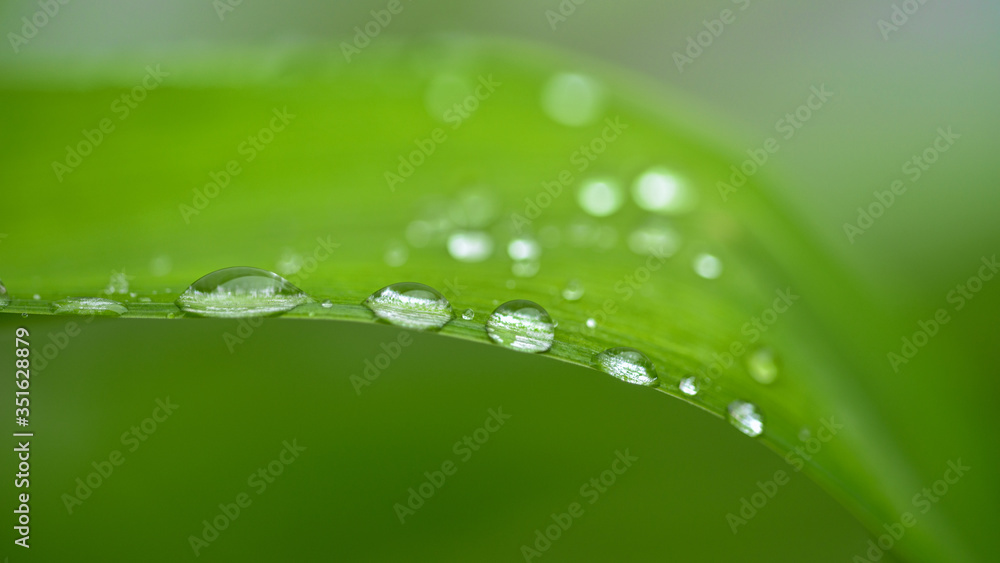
[505,279,517,289]
[577,178,623,217]
[486,300,555,353]
[693,253,723,279]
[21,313,28,318]
[276,249,304,276]
[321,300,333,309]
[747,347,779,385]
[52,297,128,317]
[462,308,475,321]
[585,318,597,329]
[541,73,606,127]
[592,347,659,386]
[728,401,764,437]
[562,279,585,301]
[139,297,152,303]
[32,294,40,300]
[447,231,494,263]
[632,167,697,214]
[507,238,541,261]
[364,282,453,331]
[511,260,540,278]
[0,280,9,309]
[129,292,137,298]
[679,376,699,396]
[175,267,312,318]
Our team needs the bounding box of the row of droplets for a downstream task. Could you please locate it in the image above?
[0,267,764,437]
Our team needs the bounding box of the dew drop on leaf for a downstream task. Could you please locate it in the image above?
[679,376,699,396]
[747,347,779,385]
[728,401,764,437]
[363,282,453,331]
[486,300,555,353]
[462,308,474,321]
[592,347,660,386]
[52,297,128,317]
[175,267,312,318]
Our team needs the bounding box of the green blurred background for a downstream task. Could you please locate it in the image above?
[1,1,997,561]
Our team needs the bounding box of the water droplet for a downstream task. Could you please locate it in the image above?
[32,294,40,300]
[462,308,475,321]
[52,297,128,317]
[585,318,597,329]
[105,269,132,295]
[0,283,8,310]
[363,282,453,331]
[632,167,697,214]
[128,292,137,298]
[511,260,540,278]
[693,253,723,279]
[384,240,409,268]
[628,221,680,256]
[541,73,606,127]
[21,313,28,318]
[486,300,555,353]
[592,347,659,386]
[507,238,541,261]
[139,297,152,303]
[276,249,304,276]
[321,300,334,309]
[728,401,764,437]
[747,347,779,385]
[175,267,312,318]
[577,178,623,217]
[562,279,585,301]
[447,231,494,263]
[679,376,699,396]
[798,427,812,441]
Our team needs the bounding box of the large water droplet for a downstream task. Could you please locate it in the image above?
[364,282,453,331]
[728,401,764,437]
[577,178,624,217]
[592,347,659,386]
[486,300,555,353]
[541,73,606,127]
[747,347,779,385]
[52,297,128,317]
[175,267,312,318]
[679,376,699,396]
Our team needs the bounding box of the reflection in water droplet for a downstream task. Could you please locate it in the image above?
[628,221,680,256]
[693,253,723,279]
[486,300,555,353]
[632,167,697,214]
[364,282,453,331]
[321,300,334,309]
[384,240,409,268]
[447,231,494,263]
[577,178,623,217]
[507,238,541,261]
[562,279,585,301]
[462,308,475,321]
[747,347,779,385]
[728,401,764,437]
[592,347,660,386]
[541,73,606,127]
[175,267,313,318]
[679,376,699,396]
[52,297,128,317]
